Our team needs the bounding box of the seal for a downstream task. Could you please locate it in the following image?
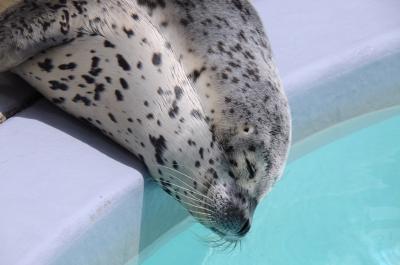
[0,0,291,242]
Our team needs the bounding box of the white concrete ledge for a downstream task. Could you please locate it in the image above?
[1,0,400,264]
[0,101,144,265]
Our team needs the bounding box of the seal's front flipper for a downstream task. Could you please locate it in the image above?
[0,1,79,72]
[0,0,126,73]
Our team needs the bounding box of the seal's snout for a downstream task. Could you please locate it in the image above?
[213,199,253,239]
[224,209,251,238]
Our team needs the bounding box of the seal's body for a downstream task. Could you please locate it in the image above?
[0,0,291,241]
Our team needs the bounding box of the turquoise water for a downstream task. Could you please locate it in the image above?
[139,111,400,265]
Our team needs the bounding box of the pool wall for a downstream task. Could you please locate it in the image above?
[0,0,399,264]
[288,31,400,143]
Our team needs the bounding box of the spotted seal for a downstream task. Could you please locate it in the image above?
[0,0,291,242]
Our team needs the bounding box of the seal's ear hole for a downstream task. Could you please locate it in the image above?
[241,125,255,135]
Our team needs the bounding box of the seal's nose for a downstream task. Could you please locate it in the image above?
[213,194,254,238]
[237,219,251,236]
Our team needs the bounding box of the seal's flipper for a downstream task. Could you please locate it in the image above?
[0,0,133,72]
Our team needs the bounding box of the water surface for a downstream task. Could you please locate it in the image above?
[138,110,400,265]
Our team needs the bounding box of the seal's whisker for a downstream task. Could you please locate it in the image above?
[222,241,235,252]
[195,233,220,246]
[195,219,216,225]
[163,177,214,205]
[203,234,223,244]
[167,171,222,205]
[158,174,208,200]
[218,241,231,251]
[195,218,216,223]
[207,238,223,246]
[206,236,240,252]
[165,173,215,207]
[188,209,213,217]
[163,165,216,192]
[210,239,228,249]
[172,188,211,204]
[168,174,216,203]
[174,164,232,200]
[178,199,216,214]
[160,165,217,195]
[192,216,213,222]
[158,164,214,193]
[192,231,220,248]
[171,188,215,209]
[167,164,217,191]
[171,168,225,202]
[228,241,239,252]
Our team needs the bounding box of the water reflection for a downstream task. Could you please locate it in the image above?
[135,112,400,265]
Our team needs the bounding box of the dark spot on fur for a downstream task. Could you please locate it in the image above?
[72,94,91,106]
[58,62,77,70]
[152,53,162,66]
[119,78,129,89]
[149,135,167,165]
[82,74,95,84]
[94,83,105,100]
[168,101,179,118]
[116,54,131,71]
[115,90,124,101]
[191,109,202,119]
[108,113,117,123]
[48,80,68,91]
[38,58,54,72]
[174,86,183,100]
[123,27,134,38]
[104,40,116,48]
[132,13,139,20]
[199,148,204,159]
[245,158,256,179]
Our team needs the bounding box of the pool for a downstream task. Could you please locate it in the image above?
[133,107,400,265]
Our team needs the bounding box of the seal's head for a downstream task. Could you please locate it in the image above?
[207,79,291,241]
[156,79,291,242]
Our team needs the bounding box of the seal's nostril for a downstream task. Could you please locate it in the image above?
[237,219,250,236]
